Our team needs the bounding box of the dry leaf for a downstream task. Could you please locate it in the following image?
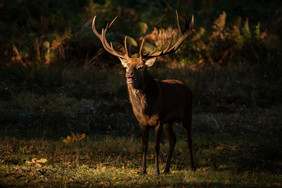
[25,160,32,165]
[37,158,47,163]
[79,133,86,141]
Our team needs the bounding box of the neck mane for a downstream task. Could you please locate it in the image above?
[127,72,158,114]
[128,71,156,93]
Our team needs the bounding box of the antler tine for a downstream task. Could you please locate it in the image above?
[142,12,194,59]
[109,16,118,28]
[101,28,125,58]
[92,16,129,59]
[190,15,194,31]
[102,23,114,49]
[176,11,182,37]
[184,15,194,36]
[124,36,129,57]
[92,16,102,40]
[139,38,145,58]
[150,36,173,57]
[164,36,174,53]
[143,48,157,57]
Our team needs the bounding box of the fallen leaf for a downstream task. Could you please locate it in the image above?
[25,161,32,165]
[37,158,47,163]
[79,133,86,141]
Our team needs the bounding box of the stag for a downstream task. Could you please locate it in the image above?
[92,11,195,175]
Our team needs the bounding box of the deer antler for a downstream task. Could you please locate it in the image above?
[140,11,194,59]
[92,11,194,60]
[92,16,129,59]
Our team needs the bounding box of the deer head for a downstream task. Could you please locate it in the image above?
[92,12,194,88]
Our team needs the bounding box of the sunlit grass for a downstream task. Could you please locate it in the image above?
[1,162,281,187]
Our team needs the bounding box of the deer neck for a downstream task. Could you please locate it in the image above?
[127,72,158,113]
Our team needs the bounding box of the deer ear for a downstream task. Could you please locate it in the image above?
[119,57,128,68]
[144,57,156,67]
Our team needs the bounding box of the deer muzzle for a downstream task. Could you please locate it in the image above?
[126,72,136,84]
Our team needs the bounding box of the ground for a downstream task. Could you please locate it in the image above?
[1,105,281,187]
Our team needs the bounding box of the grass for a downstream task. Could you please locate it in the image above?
[0,105,281,186]
[1,164,280,187]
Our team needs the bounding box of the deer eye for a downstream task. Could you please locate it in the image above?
[136,66,144,71]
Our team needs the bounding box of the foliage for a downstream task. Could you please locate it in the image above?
[0,0,280,66]
[63,132,86,144]
[176,10,280,68]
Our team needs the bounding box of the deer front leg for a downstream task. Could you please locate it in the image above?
[154,123,163,175]
[141,126,149,174]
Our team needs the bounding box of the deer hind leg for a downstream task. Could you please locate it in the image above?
[183,119,196,171]
[154,123,163,175]
[163,123,176,173]
[141,126,149,174]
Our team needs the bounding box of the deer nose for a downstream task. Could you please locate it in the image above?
[126,72,134,78]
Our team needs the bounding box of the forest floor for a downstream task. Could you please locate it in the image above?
[0,105,281,187]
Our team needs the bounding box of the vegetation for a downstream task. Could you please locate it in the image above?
[0,0,281,186]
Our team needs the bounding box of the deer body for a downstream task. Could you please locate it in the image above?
[128,78,192,127]
[92,12,196,174]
